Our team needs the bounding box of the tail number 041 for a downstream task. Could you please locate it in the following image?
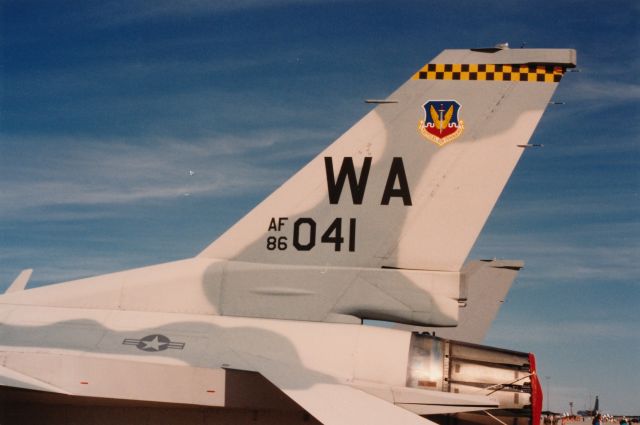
[266,217,356,252]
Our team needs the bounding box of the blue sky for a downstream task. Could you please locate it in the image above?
[1,0,638,415]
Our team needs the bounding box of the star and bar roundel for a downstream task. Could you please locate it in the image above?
[123,334,185,352]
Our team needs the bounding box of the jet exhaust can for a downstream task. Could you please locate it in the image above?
[407,333,540,425]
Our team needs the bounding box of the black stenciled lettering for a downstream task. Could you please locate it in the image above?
[348,218,356,252]
[266,236,288,251]
[381,157,412,206]
[293,218,316,251]
[324,157,372,204]
[321,218,344,251]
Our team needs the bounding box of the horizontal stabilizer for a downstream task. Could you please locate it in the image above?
[393,386,499,415]
[239,352,433,425]
[353,382,499,415]
[0,362,68,395]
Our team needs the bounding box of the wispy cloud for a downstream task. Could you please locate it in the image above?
[0,130,332,219]
[488,194,638,221]
[473,222,640,286]
[0,252,150,291]
[489,319,640,345]
[541,77,640,137]
[82,0,358,26]
[568,79,640,103]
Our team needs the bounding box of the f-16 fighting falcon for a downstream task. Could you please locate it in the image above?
[0,45,576,425]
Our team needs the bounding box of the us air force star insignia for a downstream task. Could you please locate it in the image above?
[122,334,186,352]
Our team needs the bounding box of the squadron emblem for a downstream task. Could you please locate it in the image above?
[418,100,464,147]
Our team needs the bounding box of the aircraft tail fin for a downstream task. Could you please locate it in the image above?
[200,47,576,272]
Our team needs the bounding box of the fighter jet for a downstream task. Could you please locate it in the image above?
[0,46,576,425]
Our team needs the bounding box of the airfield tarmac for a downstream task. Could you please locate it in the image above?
[549,418,634,425]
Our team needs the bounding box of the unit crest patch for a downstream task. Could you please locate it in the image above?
[418,100,464,147]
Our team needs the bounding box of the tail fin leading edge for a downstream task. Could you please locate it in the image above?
[200,48,576,272]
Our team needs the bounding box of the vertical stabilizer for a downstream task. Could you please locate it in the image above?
[199,48,576,272]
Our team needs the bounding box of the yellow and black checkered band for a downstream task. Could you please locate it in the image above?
[412,64,566,83]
